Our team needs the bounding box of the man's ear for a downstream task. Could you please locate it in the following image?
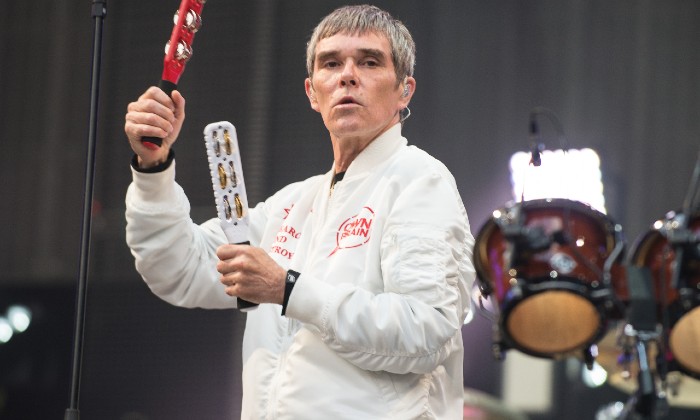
[305,78,319,112]
[399,77,416,109]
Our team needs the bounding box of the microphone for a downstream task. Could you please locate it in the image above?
[529,114,543,166]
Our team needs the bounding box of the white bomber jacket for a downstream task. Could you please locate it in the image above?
[126,124,476,419]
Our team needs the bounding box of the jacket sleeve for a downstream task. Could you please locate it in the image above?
[125,160,265,309]
[286,169,476,374]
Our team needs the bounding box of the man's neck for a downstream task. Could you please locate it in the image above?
[330,120,399,172]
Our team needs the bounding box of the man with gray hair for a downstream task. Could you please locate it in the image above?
[124,4,475,418]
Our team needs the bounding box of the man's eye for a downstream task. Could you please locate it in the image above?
[323,61,340,68]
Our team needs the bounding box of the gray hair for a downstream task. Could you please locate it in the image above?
[305,5,416,86]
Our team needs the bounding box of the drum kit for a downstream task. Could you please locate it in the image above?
[473,142,700,418]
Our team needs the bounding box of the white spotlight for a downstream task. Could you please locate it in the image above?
[7,305,32,333]
[581,361,608,388]
[0,317,13,344]
[510,148,606,214]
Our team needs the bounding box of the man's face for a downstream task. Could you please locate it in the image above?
[305,32,414,144]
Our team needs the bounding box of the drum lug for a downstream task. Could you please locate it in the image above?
[679,287,694,310]
[510,281,523,299]
[603,297,614,310]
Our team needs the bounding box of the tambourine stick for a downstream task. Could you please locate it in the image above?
[142,0,205,149]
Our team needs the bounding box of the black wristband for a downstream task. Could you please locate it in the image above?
[131,149,175,173]
[281,269,300,316]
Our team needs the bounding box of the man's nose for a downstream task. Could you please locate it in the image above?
[339,61,358,87]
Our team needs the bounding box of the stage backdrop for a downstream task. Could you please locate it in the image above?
[1,1,699,419]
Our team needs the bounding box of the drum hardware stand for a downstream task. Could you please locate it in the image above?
[616,334,635,381]
[616,325,667,420]
[614,266,667,419]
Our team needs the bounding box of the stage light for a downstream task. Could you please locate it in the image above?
[510,148,606,214]
[7,305,32,333]
[581,361,608,388]
[0,317,13,344]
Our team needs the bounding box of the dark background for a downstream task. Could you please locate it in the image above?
[1,1,699,419]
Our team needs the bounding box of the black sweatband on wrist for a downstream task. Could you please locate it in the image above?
[281,269,300,316]
[132,149,175,173]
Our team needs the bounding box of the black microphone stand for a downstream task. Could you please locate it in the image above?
[65,1,106,419]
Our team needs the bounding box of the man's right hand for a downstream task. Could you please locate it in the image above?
[124,87,186,169]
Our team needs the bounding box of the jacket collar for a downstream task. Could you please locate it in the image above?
[330,123,407,179]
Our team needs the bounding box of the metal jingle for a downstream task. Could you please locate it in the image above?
[223,195,232,220]
[186,10,202,32]
[229,161,238,187]
[212,131,221,157]
[217,163,227,189]
[173,9,202,33]
[174,40,193,61]
[223,130,233,155]
[164,40,193,62]
[234,194,244,219]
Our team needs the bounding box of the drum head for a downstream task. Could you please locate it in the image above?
[505,290,601,355]
[669,306,700,376]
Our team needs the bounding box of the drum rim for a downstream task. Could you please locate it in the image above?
[629,209,700,265]
[497,280,610,358]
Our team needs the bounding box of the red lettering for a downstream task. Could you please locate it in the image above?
[271,245,294,260]
[281,224,301,239]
